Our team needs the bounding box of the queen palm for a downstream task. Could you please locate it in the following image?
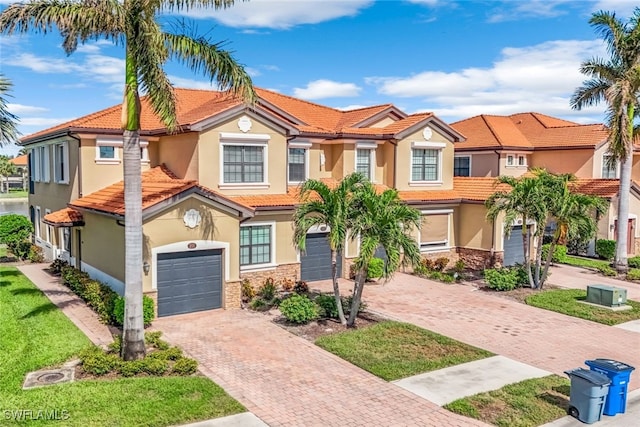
[347,182,421,326]
[0,75,19,146]
[293,173,367,325]
[571,9,640,272]
[0,0,255,359]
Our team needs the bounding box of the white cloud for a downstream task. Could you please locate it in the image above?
[336,104,370,111]
[7,104,48,115]
[186,0,374,29]
[406,0,440,5]
[293,79,361,99]
[592,1,639,17]
[18,117,76,127]
[245,67,261,77]
[84,54,125,83]
[49,83,88,89]
[487,0,580,23]
[4,53,84,74]
[168,75,220,90]
[368,39,608,122]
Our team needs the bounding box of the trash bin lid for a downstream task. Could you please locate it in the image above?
[565,368,611,385]
[585,359,635,372]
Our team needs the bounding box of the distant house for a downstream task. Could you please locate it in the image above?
[8,154,28,190]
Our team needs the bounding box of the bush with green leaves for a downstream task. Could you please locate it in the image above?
[628,256,640,269]
[597,265,617,277]
[113,295,155,327]
[147,346,183,361]
[367,258,384,280]
[483,268,521,291]
[259,278,277,300]
[315,293,339,318]
[0,213,33,258]
[596,239,616,260]
[293,280,309,294]
[279,294,318,324]
[626,269,640,281]
[141,357,169,376]
[145,331,170,350]
[80,346,121,376]
[433,257,449,272]
[172,358,198,375]
[541,244,568,263]
[453,259,465,274]
[118,360,144,377]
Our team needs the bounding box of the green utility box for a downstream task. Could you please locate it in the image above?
[586,285,627,307]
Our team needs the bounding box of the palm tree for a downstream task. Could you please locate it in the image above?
[571,9,640,272]
[293,173,367,325]
[0,156,17,193]
[0,0,255,359]
[537,171,607,288]
[347,182,421,326]
[485,174,549,288]
[0,74,19,146]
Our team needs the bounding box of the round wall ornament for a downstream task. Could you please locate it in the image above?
[422,127,433,140]
[238,116,252,133]
[183,209,202,229]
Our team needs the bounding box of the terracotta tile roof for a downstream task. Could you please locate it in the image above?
[569,179,619,198]
[230,193,299,208]
[453,177,513,202]
[9,154,27,166]
[336,104,397,128]
[43,208,84,226]
[452,112,608,151]
[397,189,461,203]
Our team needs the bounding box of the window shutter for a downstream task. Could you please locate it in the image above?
[420,214,449,243]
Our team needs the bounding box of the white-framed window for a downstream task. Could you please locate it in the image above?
[518,155,526,166]
[602,154,618,178]
[44,209,51,243]
[355,142,377,181]
[506,154,515,166]
[219,133,270,189]
[288,141,311,184]
[33,146,50,182]
[419,209,452,252]
[60,227,71,253]
[96,138,121,164]
[410,141,445,185]
[54,142,69,183]
[140,142,150,163]
[453,155,471,177]
[34,206,41,238]
[240,222,276,270]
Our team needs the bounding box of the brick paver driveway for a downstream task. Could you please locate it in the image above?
[155,310,487,427]
[312,273,640,388]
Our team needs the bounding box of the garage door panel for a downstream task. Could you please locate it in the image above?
[157,249,222,317]
[503,226,525,267]
[300,233,342,282]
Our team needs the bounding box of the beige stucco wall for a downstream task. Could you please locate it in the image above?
[453,152,499,177]
[157,132,199,180]
[531,149,594,178]
[456,203,494,250]
[79,138,124,195]
[633,154,640,182]
[369,116,396,128]
[498,153,530,177]
[142,197,243,292]
[394,128,455,191]
[80,212,125,282]
[330,144,345,181]
[308,143,332,180]
[197,113,288,195]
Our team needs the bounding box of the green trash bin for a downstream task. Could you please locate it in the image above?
[565,368,611,424]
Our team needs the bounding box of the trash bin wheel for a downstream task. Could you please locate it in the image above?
[567,405,579,418]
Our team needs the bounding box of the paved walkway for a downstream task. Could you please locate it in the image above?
[548,264,640,300]
[155,310,488,427]
[17,263,114,347]
[310,273,640,389]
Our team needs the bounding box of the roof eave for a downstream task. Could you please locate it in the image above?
[395,115,466,142]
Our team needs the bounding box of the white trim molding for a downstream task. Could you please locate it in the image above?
[219,132,271,142]
[81,261,125,296]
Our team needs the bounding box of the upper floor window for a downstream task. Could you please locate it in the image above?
[518,155,526,166]
[33,146,50,183]
[602,154,618,178]
[412,148,439,182]
[240,223,274,268]
[453,156,470,177]
[288,146,308,183]
[223,146,264,183]
[506,154,514,166]
[96,138,148,164]
[54,142,69,184]
[355,142,376,181]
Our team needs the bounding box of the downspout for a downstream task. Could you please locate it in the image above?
[67,132,82,197]
[494,150,501,176]
[391,139,398,189]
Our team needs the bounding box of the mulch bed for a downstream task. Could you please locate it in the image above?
[273,311,384,342]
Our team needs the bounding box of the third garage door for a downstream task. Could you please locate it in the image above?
[157,249,222,317]
[503,226,525,267]
[300,233,342,282]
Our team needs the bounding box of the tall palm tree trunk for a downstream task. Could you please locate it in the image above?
[121,49,145,360]
[615,152,632,272]
[331,250,346,325]
[522,225,535,288]
[347,269,366,327]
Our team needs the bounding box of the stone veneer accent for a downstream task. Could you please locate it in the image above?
[224,281,242,309]
[240,263,300,288]
[144,290,159,318]
[456,247,503,270]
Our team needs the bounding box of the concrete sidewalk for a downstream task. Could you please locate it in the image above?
[548,264,640,300]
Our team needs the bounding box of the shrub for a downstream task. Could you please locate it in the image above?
[172,358,198,376]
[148,346,183,361]
[342,295,367,315]
[628,256,640,269]
[541,244,568,263]
[140,358,168,376]
[453,259,465,274]
[108,335,123,354]
[80,346,120,376]
[596,239,616,260]
[315,294,339,318]
[367,258,384,280]
[626,269,640,281]
[113,295,155,327]
[12,240,33,260]
[241,278,255,302]
[145,331,170,350]
[50,259,69,275]
[279,294,318,324]
[259,278,277,301]
[0,214,33,249]
[421,258,434,270]
[597,265,617,277]
[118,360,144,377]
[280,278,294,292]
[433,257,449,272]
[484,268,520,291]
[249,298,269,311]
[27,244,44,263]
[293,280,309,294]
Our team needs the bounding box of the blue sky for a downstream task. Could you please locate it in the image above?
[0,0,637,156]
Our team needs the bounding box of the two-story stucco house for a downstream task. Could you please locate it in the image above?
[451,112,640,256]
[23,88,525,317]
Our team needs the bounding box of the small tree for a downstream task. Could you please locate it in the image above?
[0,213,33,256]
[347,182,421,326]
[0,156,17,193]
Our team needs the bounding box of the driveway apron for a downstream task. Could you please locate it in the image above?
[155,310,488,427]
[311,273,640,388]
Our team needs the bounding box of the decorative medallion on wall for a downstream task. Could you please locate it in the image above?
[183,209,202,229]
[422,127,433,141]
[238,116,252,133]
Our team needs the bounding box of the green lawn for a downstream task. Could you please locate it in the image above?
[0,244,7,258]
[445,375,570,427]
[0,190,28,198]
[315,321,493,381]
[562,255,609,269]
[0,267,245,426]
[526,289,640,325]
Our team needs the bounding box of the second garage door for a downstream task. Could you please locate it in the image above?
[503,225,525,267]
[300,233,342,282]
[157,249,223,317]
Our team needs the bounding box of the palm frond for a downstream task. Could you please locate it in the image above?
[0,75,19,145]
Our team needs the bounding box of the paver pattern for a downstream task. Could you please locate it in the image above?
[17,263,113,346]
[155,310,488,427]
[312,273,640,386]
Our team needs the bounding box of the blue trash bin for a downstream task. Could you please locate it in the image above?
[585,359,635,416]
